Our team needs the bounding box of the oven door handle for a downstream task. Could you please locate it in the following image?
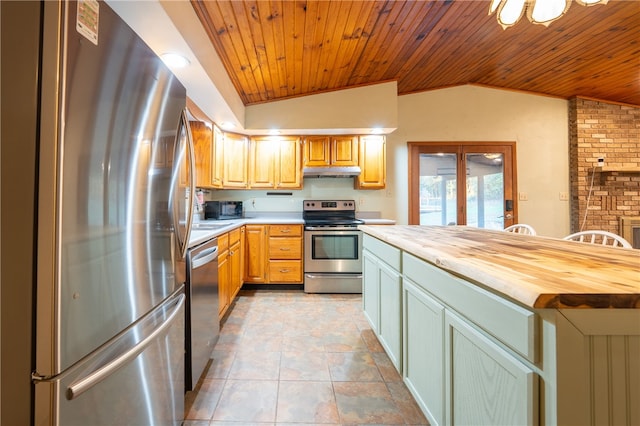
[304,274,363,279]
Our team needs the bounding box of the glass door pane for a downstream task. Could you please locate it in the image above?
[419,153,457,225]
[465,153,504,229]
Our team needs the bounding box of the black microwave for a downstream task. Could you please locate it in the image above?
[204,201,243,220]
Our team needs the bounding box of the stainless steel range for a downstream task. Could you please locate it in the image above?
[303,200,363,293]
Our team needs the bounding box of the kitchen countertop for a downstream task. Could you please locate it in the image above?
[359,225,640,309]
[188,213,395,247]
[188,215,305,247]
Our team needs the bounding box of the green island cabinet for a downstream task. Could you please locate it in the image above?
[361,227,640,426]
[362,234,402,369]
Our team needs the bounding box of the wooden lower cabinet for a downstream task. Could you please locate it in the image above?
[267,225,303,283]
[217,232,230,319]
[217,227,243,320]
[244,224,303,284]
[244,225,268,283]
[228,227,242,300]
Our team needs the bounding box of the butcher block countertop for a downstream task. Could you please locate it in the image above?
[359,225,640,309]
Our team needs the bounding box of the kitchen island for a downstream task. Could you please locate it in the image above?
[359,225,639,426]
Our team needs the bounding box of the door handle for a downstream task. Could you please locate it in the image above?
[65,292,185,400]
[192,247,218,269]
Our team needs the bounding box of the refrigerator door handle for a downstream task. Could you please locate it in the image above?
[65,292,185,401]
[170,109,196,259]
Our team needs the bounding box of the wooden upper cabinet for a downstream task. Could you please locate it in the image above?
[304,136,331,166]
[331,136,359,166]
[211,125,224,187]
[303,135,358,167]
[249,136,302,189]
[222,132,249,188]
[276,136,302,189]
[249,137,277,188]
[190,120,225,189]
[356,135,386,189]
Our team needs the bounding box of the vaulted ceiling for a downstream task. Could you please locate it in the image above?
[190,0,640,107]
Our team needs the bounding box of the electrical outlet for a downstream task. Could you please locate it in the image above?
[518,192,528,201]
[386,189,393,198]
[359,198,365,206]
[559,192,569,201]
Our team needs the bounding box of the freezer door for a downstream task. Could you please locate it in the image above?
[35,290,185,426]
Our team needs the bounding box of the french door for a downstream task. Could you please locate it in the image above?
[408,142,517,229]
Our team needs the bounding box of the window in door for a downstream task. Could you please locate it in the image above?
[408,142,517,229]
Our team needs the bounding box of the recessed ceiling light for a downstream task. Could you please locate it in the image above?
[160,53,190,68]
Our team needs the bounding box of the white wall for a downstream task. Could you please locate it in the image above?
[388,85,570,237]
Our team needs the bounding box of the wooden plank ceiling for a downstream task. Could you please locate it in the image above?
[191,0,640,106]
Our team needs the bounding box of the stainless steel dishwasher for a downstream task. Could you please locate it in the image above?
[185,237,219,391]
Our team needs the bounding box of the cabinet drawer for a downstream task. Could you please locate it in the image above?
[228,227,241,245]
[217,232,229,253]
[269,237,302,259]
[269,261,302,282]
[363,234,401,270]
[403,252,537,363]
[269,224,302,237]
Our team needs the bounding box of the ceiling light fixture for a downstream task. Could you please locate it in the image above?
[160,52,190,68]
[489,0,608,29]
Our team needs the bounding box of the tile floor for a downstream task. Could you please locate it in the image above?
[184,289,430,425]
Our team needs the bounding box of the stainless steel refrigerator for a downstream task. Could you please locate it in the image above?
[5,1,196,424]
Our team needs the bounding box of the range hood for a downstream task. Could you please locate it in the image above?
[302,166,361,178]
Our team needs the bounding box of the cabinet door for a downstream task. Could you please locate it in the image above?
[211,125,224,187]
[331,136,358,166]
[190,121,214,188]
[403,279,445,426]
[244,225,267,283]
[378,261,402,371]
[303,136,330,166]
[356,135,386,189]
[445,311,538,426]
[222,132,248,188]
[248,137,277,189]
[229,239,242,299]
[218,248,230,319]
[362,250,380,333]
[276,136,302,188]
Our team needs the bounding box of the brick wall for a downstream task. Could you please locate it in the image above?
[568,97,640,237]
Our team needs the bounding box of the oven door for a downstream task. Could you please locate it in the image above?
[304,228,362,273]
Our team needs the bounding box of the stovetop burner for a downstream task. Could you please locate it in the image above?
[302,200,361,227]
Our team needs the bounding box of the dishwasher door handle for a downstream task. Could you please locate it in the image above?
[192,247,218,269]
